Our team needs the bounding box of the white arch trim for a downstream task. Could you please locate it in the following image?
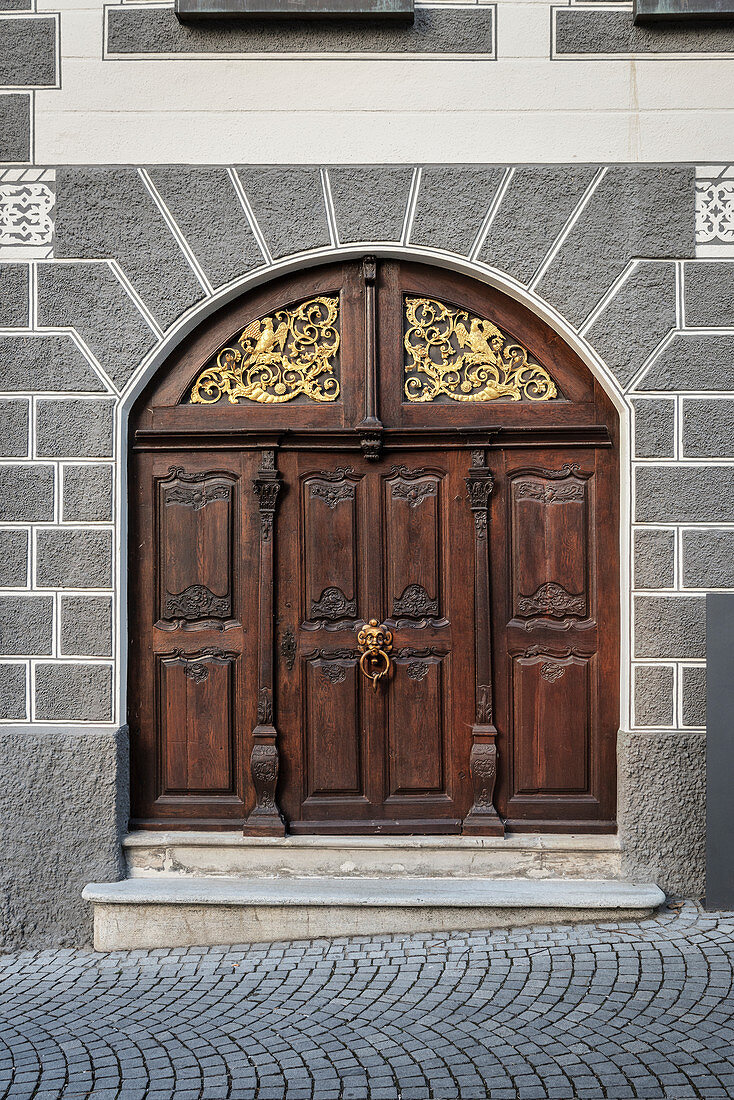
[114,244,632,732]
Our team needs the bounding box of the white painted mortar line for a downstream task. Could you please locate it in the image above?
[623,330,677,396]
[108,261,164,342]
[138,169,214,297]
[468,167,514,263]
[580,260,638,337]
[529,167,606,292]
[401,167,422,247]
[226,168,273,267]
[676,260,685,330]
[320,169,340,249]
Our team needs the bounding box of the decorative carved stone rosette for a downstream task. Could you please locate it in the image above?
[190,296,340,406]
[404,297,558,404]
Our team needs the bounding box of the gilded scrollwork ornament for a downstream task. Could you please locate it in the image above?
[404,297,557,404]
[190,296,340,406]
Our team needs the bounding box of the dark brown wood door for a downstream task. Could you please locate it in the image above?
[275,451,475,833]
[129,258,619,835]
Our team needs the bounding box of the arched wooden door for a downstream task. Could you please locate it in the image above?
[129,259,619,835]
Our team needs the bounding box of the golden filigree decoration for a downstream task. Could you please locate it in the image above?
[190,296,340,406]
[404,297,558,404]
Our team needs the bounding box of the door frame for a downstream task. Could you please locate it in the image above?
[119,246,632,773]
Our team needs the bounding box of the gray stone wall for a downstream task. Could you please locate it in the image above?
[1,162,731,943]
[0,726,128,950]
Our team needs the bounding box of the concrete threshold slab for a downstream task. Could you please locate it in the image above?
[83,877,665,951]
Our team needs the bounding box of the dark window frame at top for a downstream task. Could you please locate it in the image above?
[634,0,734,22]
[175,0,414,21]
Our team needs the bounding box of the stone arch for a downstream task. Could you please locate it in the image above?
[115,245,632,740]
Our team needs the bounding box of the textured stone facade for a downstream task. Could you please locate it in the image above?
[0,160,731,945]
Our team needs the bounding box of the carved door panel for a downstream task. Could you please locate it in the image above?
[490,447,619,830]
[276,451,475,833]
[129,451,260,826]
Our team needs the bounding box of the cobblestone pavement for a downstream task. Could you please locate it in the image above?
[0,903,732,1100]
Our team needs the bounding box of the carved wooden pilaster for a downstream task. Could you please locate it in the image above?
[355,256,384,460]
[463,448,504,835]
[245,448,286,835]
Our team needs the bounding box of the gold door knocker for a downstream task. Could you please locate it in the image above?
[357,619,393,692]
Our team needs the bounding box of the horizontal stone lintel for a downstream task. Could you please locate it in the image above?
[106,4,495,56]
[635,0,734,21]
[176,0,414,19]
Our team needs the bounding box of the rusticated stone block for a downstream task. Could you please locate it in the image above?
[0,94,30,163]
[634,595,705,659]
[639,333,734,391]
[0,464,54,522]
[0,333,105,393]
[618,729,705,897]
[35,529,112,589]
[636,466,734,524]
[480,167,597,285]
[586,262,677,389]
[0,398,29,457]
[681,665,706,728]
[633,528,675,590]
[60,595,113,658]
[328,166,413,243]
[148,167,263,287]
[0,594,53,656]
[0,16,57,86]
[237,166,330,259]
[0,529,28,587]
[631,397,675,459]
[0,725,128,949]
[411,167,504,256]
[61,464,114,523]
[37,264,156,393]
[536,167,693,330]
[682,398,734,458]
[36,399,115,459]
[684,261,734,328]
[54,168,204,329]
[682,529,734,589]
[0,264,29,327]
[0,663,26,720]
[34,663,113,722]
[634,665,674,727]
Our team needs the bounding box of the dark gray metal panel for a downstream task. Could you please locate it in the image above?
[705,593,734,911]
[176,0,413,19]
[635,0,734,21]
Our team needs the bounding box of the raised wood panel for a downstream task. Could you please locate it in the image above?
[510,467,589,623]
[304,654,363,798]
[512,653,592,795]
[157,469,234,629]
[159,651,235,794]
[302,470,360,628]
[384,467,442,625]
[388,655,446,794]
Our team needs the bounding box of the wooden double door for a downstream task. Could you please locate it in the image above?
[129,259,619,835]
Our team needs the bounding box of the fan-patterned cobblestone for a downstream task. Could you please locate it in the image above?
[0,903,732,1099]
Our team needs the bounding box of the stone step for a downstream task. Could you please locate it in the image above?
[123,831,624,881]
[83,876,664,951]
